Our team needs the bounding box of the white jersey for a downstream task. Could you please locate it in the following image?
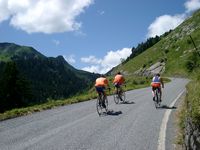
[152,76,161,83]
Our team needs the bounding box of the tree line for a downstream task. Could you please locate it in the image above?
[0,61,32,112]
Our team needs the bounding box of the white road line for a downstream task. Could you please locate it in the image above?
[157,89,185,150]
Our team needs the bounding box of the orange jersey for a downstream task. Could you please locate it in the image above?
[113,74,125,84]
[95,77,108,87]
[151,82,161,88]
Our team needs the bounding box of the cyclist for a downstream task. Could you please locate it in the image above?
[95,74,110,108]
[151,73,164,101]
[113,72,125,99]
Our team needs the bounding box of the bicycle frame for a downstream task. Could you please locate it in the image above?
[113,86,126,104]
[96,92,108,116]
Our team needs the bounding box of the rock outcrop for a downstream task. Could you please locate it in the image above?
[134,62,165,77]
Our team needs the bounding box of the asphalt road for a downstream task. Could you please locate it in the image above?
[0,78,188,150]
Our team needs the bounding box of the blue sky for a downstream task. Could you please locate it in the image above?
[0,0,200,73]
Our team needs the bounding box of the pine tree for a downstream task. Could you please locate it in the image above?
[0,61,32,112]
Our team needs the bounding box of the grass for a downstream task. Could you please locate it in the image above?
[0,75,157,121]
[109,10,200,145]
[176,69,200,145]
[176,92,187,146]
[0,92,97,121]
[185,71,200,126]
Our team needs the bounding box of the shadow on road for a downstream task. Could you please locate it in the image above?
[107,110,122,116]
[120,101,135,104]
[158,105,177,109]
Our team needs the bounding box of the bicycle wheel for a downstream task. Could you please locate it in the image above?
[113,93,119,104]
[154,88,160,108]
[119,90,126,103]
[104,97,108,112]
[157,89,161,106]
[96,97,103,115]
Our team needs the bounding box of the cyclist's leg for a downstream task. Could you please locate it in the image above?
[95,86,103,105]
[158,86,162,101]
[118,85,123,101]
[116,83,120,94]
[118,84,121,93]
[114,83,119,94]
[102,86,107,108]
[152,86,156,101]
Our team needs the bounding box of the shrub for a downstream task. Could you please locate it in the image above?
[185,52,199,72]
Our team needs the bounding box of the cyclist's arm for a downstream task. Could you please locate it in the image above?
[123,77,127,87]
[105,79,111,91]
[161,78,164,88]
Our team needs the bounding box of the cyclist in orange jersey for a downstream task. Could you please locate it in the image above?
[95,75,110,107]
[113,72,125,95]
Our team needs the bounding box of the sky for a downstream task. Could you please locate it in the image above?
[0,0,200,74]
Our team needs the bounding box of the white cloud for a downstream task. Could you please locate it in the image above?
[0,0,10,22]
[82,65,100,73]
[103,48,132,69]
[146,0,200,38]
[0,0,93,34]
[52,39,60,46]
[147,14,186,38]
[98,10,105,15]
[81,48,132,74]
[81,55,102,64]
[63,54,76,64]
[185,0,200,13]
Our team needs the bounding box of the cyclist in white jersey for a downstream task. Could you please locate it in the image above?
[151,73,164,101]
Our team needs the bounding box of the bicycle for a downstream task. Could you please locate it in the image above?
[96,92,108,116]
[113,86,126,104]
[153,87,161,108]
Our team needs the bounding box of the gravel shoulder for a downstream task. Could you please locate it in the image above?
[165,91,186,150]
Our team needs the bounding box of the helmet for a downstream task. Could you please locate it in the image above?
[100,74,106,77]
[156,73,160,77]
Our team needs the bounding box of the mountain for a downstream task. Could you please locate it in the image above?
[0,43,98,104]
[0,43,45,61]
[109,9,200,77]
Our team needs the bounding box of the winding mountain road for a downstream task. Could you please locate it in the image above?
[0,78,188,150]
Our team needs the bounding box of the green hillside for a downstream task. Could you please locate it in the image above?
[111,10,200,77]
[0,43,98,112]
[0,43,45,61]
[111,9,200,143]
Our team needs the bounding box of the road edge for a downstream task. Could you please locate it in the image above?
[157,89,186,150]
